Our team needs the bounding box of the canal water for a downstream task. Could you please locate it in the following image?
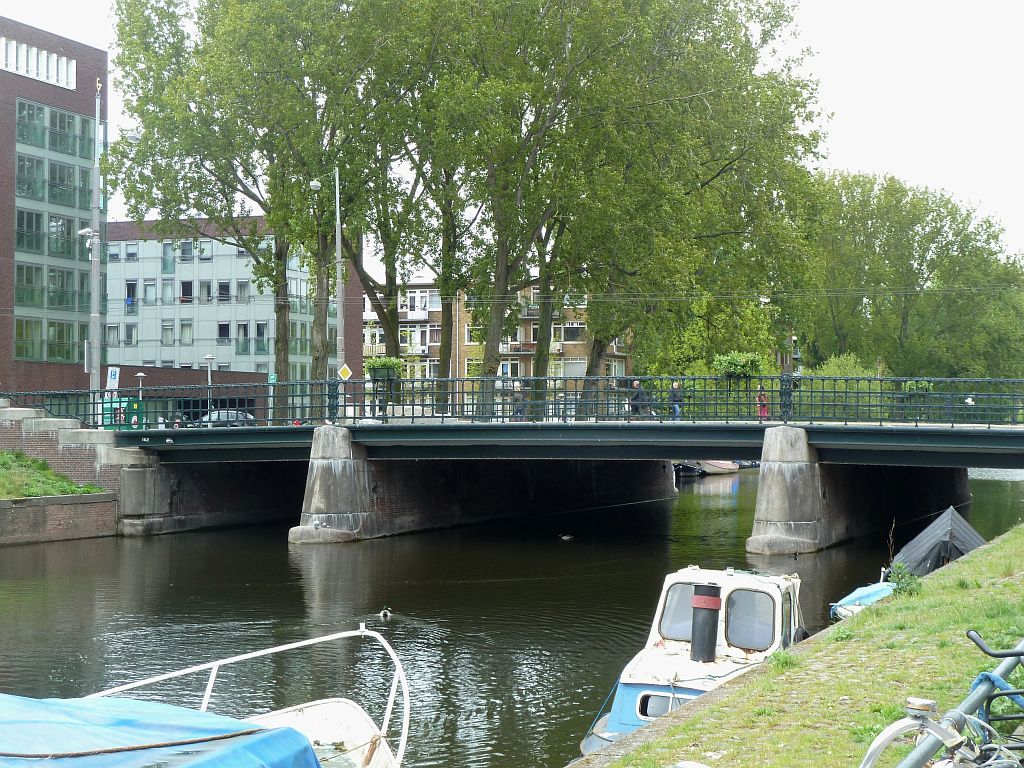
[1,469,1021,767]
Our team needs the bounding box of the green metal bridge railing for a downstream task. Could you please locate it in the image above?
[4,374,1024,430]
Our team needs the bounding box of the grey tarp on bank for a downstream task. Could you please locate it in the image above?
[892,506,986,577]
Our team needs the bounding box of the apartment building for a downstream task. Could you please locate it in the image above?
[363,281,629,378]
[1,16,107,391]
[105,219,350,381]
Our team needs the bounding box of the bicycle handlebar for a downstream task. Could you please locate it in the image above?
[967,630,1024,658]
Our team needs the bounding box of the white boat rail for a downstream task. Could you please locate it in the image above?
[86,624,410,767]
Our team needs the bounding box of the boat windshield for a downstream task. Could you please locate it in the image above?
[659,583,695,641]
[725,589,775,651]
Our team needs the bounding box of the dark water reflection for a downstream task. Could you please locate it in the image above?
[1,469,1021,767]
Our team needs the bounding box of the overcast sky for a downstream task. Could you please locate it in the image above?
[7,1,1023,252]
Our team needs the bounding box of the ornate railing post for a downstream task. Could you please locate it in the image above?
[779,373,794,421]
[327,378,339,423]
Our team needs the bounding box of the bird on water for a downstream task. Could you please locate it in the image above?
[379,607,392,621]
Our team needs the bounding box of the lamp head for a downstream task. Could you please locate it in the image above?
[309,179,322,192]
[78,227,97,237]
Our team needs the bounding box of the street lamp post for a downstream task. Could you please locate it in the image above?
[309,166,345,375]
[204,354,215,416]
[135,371,146,400]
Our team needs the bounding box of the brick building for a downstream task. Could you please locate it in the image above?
[1,15,108,392]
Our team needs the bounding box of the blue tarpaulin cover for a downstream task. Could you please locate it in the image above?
[831,582,895,615]
[0,693,319,768]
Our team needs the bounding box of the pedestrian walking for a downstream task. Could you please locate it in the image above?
[668,380,686,421]
[756,384,769,421]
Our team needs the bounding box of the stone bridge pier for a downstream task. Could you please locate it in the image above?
[746,426,970,554]
[290,425,676,543]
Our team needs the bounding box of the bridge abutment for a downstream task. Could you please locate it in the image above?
[290,425,676,543]
[746,426,970,554]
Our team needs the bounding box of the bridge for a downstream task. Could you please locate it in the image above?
[6,374,1024,553]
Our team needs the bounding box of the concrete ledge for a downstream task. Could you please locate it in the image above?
[22,418,82,432]
[0,407,48,421]
[59,429,116,446]
[0,492,118,546]
[288,524,360,543]
[96,444,156,467]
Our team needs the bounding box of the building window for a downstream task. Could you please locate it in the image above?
[125,242,138,262]
[179,240,193,261]
[161,321,174,346]
[143,280,156,305]
[124,324,138,346]
[198,239,212,260]
[199,280,212,303]
[142,360,156,367]
[162,242,175,273]
[180,280,193,303]
[77,116,95,159]
[554,322,585,343]
[105,324,120,347]
[465,359,484,377]
[16,100,47,147]
[48,160,76,207]
[77,167,91,209]
[429,324,442,344]
[498,358,520,378]
[78,272,90,313]
[217,281,231,302]
[217,321,230,345]
[16,208,44,253]
[161,280,175,305]
[48,214,75,258]
[15,154,45,200]
[236,280,250,302]
[124,280,138,314]
[47,267,75,310]
[161,360,174,368]
[48,109,77,155]
[14,318,43,359]
[180,321,193,346]
[15,263,44,307]
[107,243,121,261]
[465,324,482,345]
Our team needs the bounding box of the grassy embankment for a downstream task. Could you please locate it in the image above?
[0,451,104,498]
[600,523,1024,768]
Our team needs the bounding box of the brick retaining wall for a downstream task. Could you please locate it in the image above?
[0,493,118,546]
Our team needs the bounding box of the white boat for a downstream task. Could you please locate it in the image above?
[696,460,739,475]
[580,566,806,756]
[0,625,409,768]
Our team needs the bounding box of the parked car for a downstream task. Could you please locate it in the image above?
[197,409,256,427]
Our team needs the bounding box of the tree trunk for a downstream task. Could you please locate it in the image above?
[311,230,330,382]
[272,237,291,424]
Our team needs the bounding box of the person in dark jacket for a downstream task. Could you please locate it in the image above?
[628,379,648,418]
[668,380,686,420]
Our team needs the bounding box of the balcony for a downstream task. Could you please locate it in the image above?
[403,344,428,356]
[235,338,251,355]
[47,289,76,311]
[550,342,563,354]
[16,175,45,201]
[49,182,77,208]
[216,337,232,346]
[15,230,44,254]
[255,338,271,355]
[17,120,46,148]
[48,235,77,260]
[403,307,429,321]
[521,303,540,318]
[15,339,44,360]
[124,298,139,315]
[48,129,78,156]
[15,285,45,308]
[364,343,387,357]
[499,341,536,354]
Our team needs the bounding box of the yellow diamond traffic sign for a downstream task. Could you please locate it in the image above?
[339,363,353,381]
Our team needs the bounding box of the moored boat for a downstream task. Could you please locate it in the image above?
[830,506,986,620]
[580,565,806,756]
[0,625,410,768]
[695,460,739,475]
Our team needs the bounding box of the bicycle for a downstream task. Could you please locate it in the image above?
[858,630,1024,768]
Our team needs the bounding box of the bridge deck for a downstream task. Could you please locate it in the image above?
[115,420,1024,468]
